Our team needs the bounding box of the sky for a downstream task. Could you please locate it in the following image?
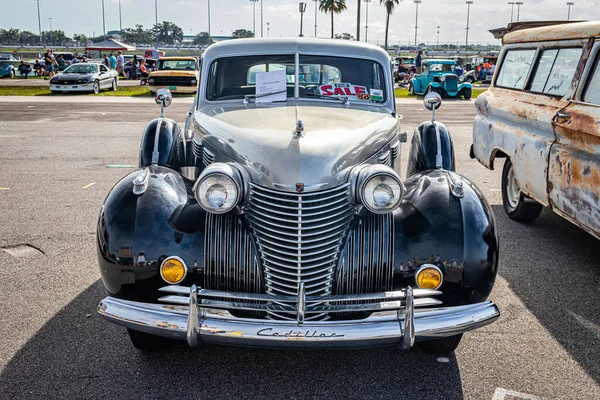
[1,0,598,46]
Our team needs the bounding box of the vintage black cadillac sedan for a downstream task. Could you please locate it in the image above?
[97,39,499,353]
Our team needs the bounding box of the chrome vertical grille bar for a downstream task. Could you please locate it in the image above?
[245,183,355,320]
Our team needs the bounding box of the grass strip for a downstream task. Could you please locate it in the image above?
[0,85,153,97]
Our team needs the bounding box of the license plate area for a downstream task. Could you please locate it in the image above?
[169,86,177,91]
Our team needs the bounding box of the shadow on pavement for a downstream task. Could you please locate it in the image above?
[0,280,464,399]
[492,205,600,385]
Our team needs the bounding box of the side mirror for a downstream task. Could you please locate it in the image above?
[423,92,442,111]
[155,88,172,108]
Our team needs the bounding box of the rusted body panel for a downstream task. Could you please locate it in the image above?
[550,102,600,237]
[504,21,600,44]
[473,29,600,239]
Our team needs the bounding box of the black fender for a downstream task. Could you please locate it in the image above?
[406,121,455,178]
[139,118,182,169]
[96,166,207,302]
[392,169,498,304]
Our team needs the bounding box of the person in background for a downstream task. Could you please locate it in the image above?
[56,54,65,70]
[109,53,117,70]
[71,56,78,65]
[82,56,88,63]
[139,59,148,76]
[131,55,138,80]
[396,58,410,87]
[18,60,31,78]
[477,63,486,81]
[116,51,125,77]
[33,59,42,76]
[43,48,54,80]
[415,50,423,74]
[488,60,496,75]
[103,55,110,68]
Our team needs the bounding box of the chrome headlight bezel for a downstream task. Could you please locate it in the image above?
[352,164,405,214]
[439,75,446,82]
[193,163,244,214]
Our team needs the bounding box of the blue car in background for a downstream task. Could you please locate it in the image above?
[409,59,472,99]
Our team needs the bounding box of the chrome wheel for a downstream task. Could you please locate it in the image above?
[505,164,520,209]
[93,81,100,94]
[112,78,117,91]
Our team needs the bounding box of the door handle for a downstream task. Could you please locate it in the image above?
[556,111,571,120]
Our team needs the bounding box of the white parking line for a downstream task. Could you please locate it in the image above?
[492,387,549,400]
[82,182,96,189]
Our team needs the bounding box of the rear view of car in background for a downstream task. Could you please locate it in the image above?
[472,21,600,239]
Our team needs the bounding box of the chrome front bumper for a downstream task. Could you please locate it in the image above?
[97,285,499,349]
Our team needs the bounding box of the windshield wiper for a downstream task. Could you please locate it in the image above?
[304,92,349,105]
[244,90,287,103]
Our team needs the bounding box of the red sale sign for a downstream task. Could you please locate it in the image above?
[319,83,368,99]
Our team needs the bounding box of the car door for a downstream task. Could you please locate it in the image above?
[550,40,600,237]
[99,64,111,88]
[479,43,582,205]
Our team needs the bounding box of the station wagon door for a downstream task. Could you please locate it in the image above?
[550,42,600,237]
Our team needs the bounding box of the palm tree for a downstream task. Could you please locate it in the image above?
[319,0,348,39]
[380,0,401,51]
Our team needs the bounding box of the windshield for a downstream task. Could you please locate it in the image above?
[428,63,456,72]
[206,54,387,103]
[158,59,197,71]
[63,64,98,74]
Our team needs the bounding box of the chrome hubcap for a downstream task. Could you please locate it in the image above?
[506,165,520,208]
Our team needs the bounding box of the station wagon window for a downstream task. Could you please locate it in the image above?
[496,49,536,90]
[158,59,197,71]
[207,54,386,103]
[529,48,581,96]
[583,54,600,105]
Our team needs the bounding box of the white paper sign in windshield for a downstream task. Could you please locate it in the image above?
[255,69,287,103]
[319,83,368,100]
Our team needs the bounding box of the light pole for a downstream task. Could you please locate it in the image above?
[267,22,270,37]
[508,2,515,22]
[356,0,361,41]
[260,0,264,37]
[364,0,371,42]
[516,2,523,22]
[299,2,307,37]
[119,0,122,33]
[35,0,43,46]
[102,0,106,36]
[250,0,258,35]
[208,0,211,39]
[313,0,318,37]
[436,25,440,49]
[154,0,158,47]
[48,17,53,46]
[414,0,421,48]
[465,1,473,51]
[567,2,574,20]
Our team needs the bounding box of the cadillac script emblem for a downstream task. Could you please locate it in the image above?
[295,182,305,193]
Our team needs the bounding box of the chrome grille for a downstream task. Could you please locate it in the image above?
[245,183,355,320]
[391,142,400,161]
[445,75,458,92]
[377,150,392,167]
[191,139,215,168]
[204,212,263,293]
[336,213,394,295]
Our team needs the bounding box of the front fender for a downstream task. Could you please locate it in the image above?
[392,169,498,304]
[97,166,206,301]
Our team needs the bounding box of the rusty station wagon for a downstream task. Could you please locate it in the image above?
[472,21,600,239]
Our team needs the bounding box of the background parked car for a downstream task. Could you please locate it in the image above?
[409,59,472,99]
[49,63,119,94]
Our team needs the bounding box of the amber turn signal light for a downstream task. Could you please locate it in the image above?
[160,257,187,285]
[415,265,443,290]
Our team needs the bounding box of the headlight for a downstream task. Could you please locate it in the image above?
[354,164,404,214]
[193,163,244,214]
[148,78,155,84]
[439,75,446,82]
[459,75,464,82]
[191,79,197,85]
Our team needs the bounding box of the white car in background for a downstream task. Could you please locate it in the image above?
[49,63,118,94]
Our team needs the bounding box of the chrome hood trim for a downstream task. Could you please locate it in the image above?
[193,104,398,191]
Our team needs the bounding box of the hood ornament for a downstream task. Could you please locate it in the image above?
[294,119,304,137]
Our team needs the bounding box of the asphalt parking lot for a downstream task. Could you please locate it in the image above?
[0,96,598,400]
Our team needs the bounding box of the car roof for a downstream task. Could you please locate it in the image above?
[158,56,197,61]
[503,21,600,44]
[422,59,456,64]
[202,38,390,65]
